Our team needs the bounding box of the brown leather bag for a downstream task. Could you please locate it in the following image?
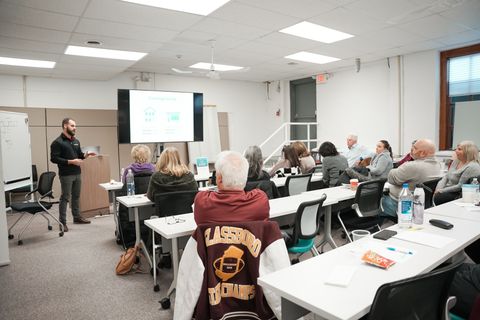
[115,245,140,275]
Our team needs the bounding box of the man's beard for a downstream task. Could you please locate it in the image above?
[67,128,75,136]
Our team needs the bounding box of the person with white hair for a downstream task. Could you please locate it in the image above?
[344,134,372,167]
[193,151,270,224]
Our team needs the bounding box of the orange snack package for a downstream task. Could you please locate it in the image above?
[361,250,396,269]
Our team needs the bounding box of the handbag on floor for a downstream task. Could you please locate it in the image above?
[115,245,143,275]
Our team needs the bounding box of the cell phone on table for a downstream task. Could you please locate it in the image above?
[373,229,397,240]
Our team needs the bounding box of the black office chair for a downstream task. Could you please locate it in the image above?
[337,179,386,243]
[285,173,312,196]
[419,177,442,209]
[7,164,38,205]
[154,190,198,270]
[244,180,280,199]
[8,171,63,245]
[282,194,327,264]
[367,261,462,320]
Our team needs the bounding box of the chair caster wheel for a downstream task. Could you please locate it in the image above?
[291,258,300,265]
[18,240,23,245]
[160,298,171,309]
[59,232,64,237]
[48,225,53,230]
[116,238,122,245]
[8,234,14,240]
[154,284,160,292]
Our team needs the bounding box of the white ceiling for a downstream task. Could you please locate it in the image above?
[0,0,479,82]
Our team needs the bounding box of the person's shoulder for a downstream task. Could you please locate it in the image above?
[246,188,269,200]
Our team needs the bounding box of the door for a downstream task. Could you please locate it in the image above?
[290,77,317,149]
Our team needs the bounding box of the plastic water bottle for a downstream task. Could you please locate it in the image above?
[413,186,425,225]
[472,178,480,204]
[120,167,125,183]
[398,183,413,228]
[126,169,135,197]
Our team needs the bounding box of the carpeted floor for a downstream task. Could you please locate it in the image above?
[1,207,174,320]
[0,203,373,320]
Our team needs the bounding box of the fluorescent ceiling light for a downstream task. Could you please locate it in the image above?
[190,62,243,71]
[280,21,354,44]
[65,45,146,61]
[121,0,231,16]
[0,56,56,68]
[285,51,340,64]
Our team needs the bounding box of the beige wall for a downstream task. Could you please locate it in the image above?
[0,106,216,199]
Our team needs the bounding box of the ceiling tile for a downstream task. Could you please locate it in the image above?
[210,2,299,30]
[75,18,179,43]
[236,0,336,19]
[3,0,89,16]
[191,17,270,41]
[0,2,79,32]
[83,0,203,30]
[399,14,470,39]
[440,0,480,30]
[0,22,72,44]
[0,36,66,55]
[69,33,164,52]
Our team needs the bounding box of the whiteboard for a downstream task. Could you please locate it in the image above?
[453,101,480,147]
[0,111,32,191]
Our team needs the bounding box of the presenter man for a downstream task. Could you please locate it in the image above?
[50,118,95,231]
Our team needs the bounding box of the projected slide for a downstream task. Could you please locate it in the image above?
[129,90,194,143]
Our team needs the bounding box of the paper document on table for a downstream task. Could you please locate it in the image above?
[393,231,455,248]
[325,265,358,287]
[454,202,475,207]
[465,206,480,212]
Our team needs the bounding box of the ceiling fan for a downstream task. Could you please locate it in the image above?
[171,40,248,79]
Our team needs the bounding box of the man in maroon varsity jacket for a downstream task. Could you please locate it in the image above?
[193,151,269,224]
[174,221,290,320]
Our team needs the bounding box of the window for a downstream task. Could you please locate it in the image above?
[440,43,480,149]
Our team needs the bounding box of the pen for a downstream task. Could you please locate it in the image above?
[387,247,413,255]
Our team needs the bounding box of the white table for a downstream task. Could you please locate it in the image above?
[272,173,323,188]
[144,191,339,298]
[426,200,480,222]
[258,213,480,320]
[99,182,123,237]
[116,195,153,268]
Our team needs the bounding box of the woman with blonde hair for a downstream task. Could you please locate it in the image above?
[291,141,316,173]
[122,144,155,182]
[146,147,198,201]
[434,140,480,205]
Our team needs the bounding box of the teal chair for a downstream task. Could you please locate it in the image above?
[283,194,327,264]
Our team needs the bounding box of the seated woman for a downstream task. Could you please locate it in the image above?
[268,145,301,177]
[433,141,480,205]
[122,144,155,182]
[244,145,279,199]
[318,141,348,188]
[146,147,198,201]
[291,141,316,174]
[244,145,270,181]
[345,140,393,182]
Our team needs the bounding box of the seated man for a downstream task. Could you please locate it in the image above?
[194,151,269,225]
[381,139,441,218]
[344,134,372,167]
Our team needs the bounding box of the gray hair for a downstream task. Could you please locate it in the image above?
[244,145,263,179]
[215,150,249,190]
[347,134,358,141]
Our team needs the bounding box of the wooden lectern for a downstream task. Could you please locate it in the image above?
[80,155,110,217]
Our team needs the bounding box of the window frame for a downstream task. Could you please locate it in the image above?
[439,43,480,150]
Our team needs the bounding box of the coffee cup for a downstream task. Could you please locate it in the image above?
[352,229,370,241]
[350,179,359,190]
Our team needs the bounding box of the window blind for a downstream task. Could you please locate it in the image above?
[448,53,480,96]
